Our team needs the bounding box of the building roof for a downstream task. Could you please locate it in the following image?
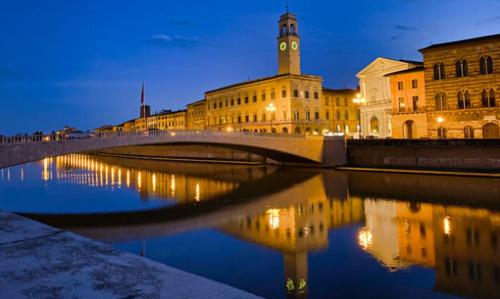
[419,33,500,52]
[384,66,425,77]
[322,87,358,93]
[186,99,206,106]
[205,73,322,94]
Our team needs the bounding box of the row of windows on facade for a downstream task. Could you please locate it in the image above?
[433,56,494,80]
[325,97,351,107]
[397,79,420,91]
[436,123,499,139]
[208,110,322,125]
[208,89,320,110]
[398,96,421,111]
[434,89,496,110]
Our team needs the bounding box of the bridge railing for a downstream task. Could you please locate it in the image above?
[0,129,308,145]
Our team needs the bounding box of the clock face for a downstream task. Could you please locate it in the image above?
[291,41,298,51]
[280,42,287,52]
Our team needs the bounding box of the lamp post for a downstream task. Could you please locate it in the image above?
[353,93,366,139]
[436,116,445,139]
[266,103,277,133]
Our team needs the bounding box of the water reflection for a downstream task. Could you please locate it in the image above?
[1,155,500,298]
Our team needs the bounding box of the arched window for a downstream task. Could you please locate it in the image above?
[457,90,471,109]
[480,56,494,75]
[282,127,289,134]
[370,117,379,134]
[290,24,296,34]
[434,63,445,80]
[435,93,447,110]
[455,59,468,77]
[482,89,496,108]
[464,126,474,139]
[403,120,415,139]
[483,123,499,139]
[437,127,447,139]
[294,127,301,134]
[281,24,287,36]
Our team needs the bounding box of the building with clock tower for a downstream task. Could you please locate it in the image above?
[204,11,335,135]
[278,12,301,75]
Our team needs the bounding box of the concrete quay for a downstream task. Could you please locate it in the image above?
[0,211,262,299]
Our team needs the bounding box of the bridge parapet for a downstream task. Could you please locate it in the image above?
[0,130,346,169]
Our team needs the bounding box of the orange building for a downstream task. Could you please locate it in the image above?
[386,66,428,138]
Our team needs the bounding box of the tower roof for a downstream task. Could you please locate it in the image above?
[280,12,297,20]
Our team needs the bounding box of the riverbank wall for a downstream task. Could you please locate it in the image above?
[346,139,500,172]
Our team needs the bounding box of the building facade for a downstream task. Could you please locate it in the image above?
[322,88,360,137]
[204,12,327,135]
[387,67,428,138]
[420,34,500,139]
[186,100,206,130]
[356,58,423,138]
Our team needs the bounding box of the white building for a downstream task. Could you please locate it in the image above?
[356,58,422,138]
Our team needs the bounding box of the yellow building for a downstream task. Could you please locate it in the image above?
[322,88,360,137]
[387,66,428,138]
[186,99,206,130]
[133,109,187,131]
[420,34,500,139]
[205,12,327,135]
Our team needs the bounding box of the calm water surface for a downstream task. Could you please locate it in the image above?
[1,154,499,299]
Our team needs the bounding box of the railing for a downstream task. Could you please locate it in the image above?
[0,129,309,145]
[347,138,500,147]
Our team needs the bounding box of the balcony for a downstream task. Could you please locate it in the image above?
[391,107,426,115]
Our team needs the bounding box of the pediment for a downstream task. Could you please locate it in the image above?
[356,57,412,77]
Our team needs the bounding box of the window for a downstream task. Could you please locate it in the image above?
[245,115,249,123]
[399,97,405,110]
[457,90,471,109]
[237,116,241,123]
[262,113,266,121]
[397,81,404,91]
[336,98,340,106]
[336,111,341,120]
[344,98,348,106]
[282,89,287,98]
[253,114,257,122]
[345,125,350,133]
[261,93,266,101]
[370,117,379,134]
[412,96,419,111]
[438,127,447,139]
[435,93,446,111]
[293,89,299,97]
[464,126,474,139]
[326,112,330,120]
[480,56,494,75]
[305,111,311,121]
[253,95,257,102]
[434,63,445,80]
[315,111,320,120]
[344,111,348,120]
[412,79,418,89]
[305,91,310,99]
[314,92,319,99]
[294,111,299,120]
[290,24,295,34]
[456,59,468,77]
[271,90,276,100]
[481,89,496,108]
[237,98,241,105]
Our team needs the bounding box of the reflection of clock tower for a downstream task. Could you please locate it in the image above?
[278,12,301,75]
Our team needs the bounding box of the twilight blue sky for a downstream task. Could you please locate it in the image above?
[1,0,499,134]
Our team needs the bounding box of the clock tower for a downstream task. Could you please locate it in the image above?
[277,12,301,75]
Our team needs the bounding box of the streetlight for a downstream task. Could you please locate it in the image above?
[436,116,445,139]
[353,93,366,139]
[266,103,277,133]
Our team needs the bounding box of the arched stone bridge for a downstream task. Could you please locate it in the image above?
[0,131,346,168]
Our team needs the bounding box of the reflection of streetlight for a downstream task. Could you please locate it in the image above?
[266,103,277,133]
[353,93,366,139]
[267,208,280,229]
[357,227,372,250]
[443,216,451,236]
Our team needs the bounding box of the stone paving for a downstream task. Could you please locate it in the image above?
[0,211,262,299]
